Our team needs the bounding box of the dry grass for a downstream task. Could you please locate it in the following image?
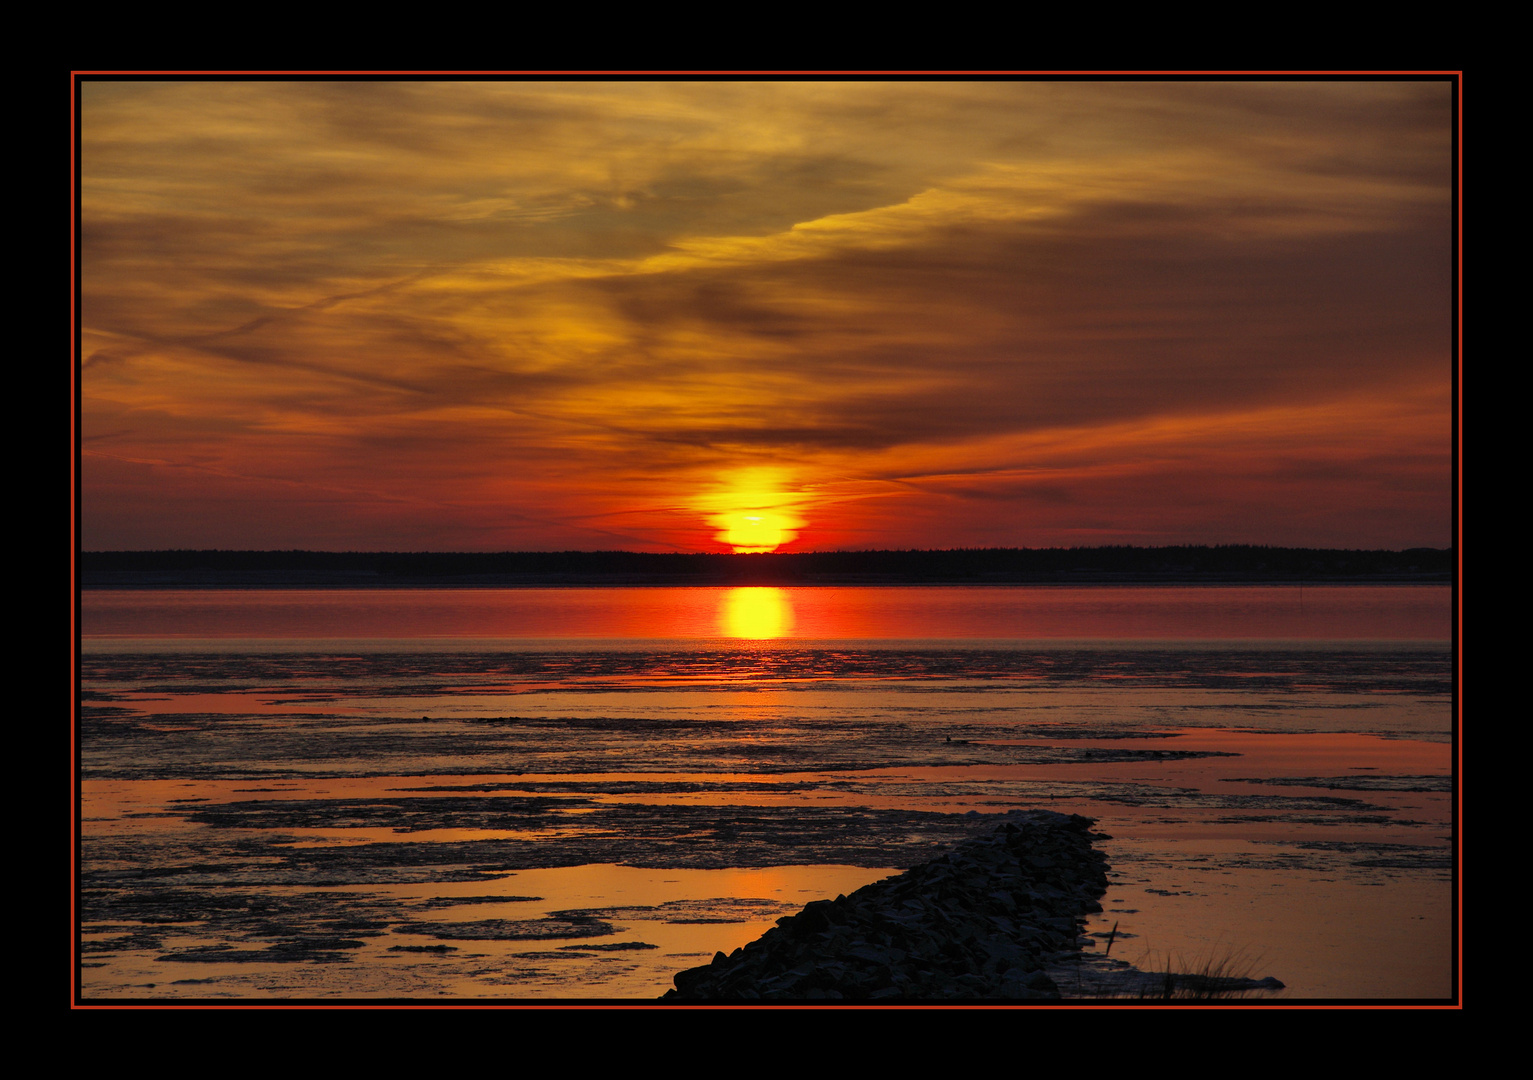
[1053,941,1284,1001]
[1127,945,1281,1000]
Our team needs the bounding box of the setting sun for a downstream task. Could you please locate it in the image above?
[718,513,794,553]
[700,470,807,553]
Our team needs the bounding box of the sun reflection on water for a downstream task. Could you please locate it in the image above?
[719,587,794,638]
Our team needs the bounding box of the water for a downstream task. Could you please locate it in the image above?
[82,583,1446,641]
[78,585,1454,1001]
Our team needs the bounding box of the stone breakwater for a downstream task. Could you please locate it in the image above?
[663,811,1110,1001]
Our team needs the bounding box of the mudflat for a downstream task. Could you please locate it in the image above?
[79,633,1452,1002]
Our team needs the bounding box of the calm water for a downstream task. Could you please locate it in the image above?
[78,586,1455,1002]
[83,584,1449,642]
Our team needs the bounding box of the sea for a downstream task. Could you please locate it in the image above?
[78,584,1454,1001]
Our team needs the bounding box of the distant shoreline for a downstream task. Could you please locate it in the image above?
[80,546,1453,589]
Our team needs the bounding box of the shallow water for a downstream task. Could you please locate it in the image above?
[78,586,1454,1002]
[83,583,1449,641]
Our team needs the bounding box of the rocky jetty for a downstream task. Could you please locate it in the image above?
[663,810,1109,1001]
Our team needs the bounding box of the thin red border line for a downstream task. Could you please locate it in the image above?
[70,72,79,1008]
[68,67,1459,1011]
[1454,73,1464,1007]
[69,69,1465,77]
[68,71,1459,1004]
[72,1000,1460,1010]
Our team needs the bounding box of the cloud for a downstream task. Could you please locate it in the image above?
[80,80,1454,551]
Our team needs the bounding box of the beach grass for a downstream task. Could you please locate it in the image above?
[1055,941,1284,1001]
[1131,945,1277,1000]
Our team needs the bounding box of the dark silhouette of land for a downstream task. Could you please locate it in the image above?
[81,546,1452,588]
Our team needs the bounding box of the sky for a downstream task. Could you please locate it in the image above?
[79,79,1454,553]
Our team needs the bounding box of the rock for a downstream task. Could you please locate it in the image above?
[663,810,1109,1001]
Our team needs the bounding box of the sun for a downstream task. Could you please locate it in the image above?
[700,469,807,553]
[717,512,794,554]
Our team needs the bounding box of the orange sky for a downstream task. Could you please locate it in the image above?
[79,79,1454,553]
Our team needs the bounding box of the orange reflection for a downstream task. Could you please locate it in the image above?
[719,587,794,638]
